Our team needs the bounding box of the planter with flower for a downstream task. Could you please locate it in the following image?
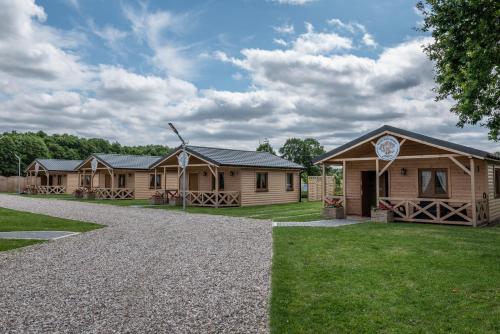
[371,203,394,223]
[322,197,345,219]
[150,192,165,205]
[74,188,84,199]
[83,188,96,200]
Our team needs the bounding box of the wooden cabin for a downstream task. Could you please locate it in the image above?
[150,146,304,207]
[74,153,162,199]
[25,159,82,194]
[313,125,500,226]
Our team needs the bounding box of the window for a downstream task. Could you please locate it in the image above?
[149,174,162,189]
[286,173,294,191]
[211,172,225,191]
[495,168,500,198]
[48,175,53,186]
[419,169,448,198]
[57,175,63,186]
[256,172,268,192]
[118,174,126,188]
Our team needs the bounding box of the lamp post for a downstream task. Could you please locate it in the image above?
[14,153,21,194]
[168,123,188,211]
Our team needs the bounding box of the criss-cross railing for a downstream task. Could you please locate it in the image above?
[181,191,240,207]
[378,197,489,225]
[27,185,66,195]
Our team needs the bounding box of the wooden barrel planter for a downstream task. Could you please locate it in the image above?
[371,209,394,223]
[322,207,345,219]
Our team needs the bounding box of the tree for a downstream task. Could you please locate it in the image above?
[0,136,18,176]
[417,0,500,140]
[256,140,276,155]
[279,138,325,180]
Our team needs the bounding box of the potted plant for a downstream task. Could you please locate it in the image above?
[150,192,165,205]
[74,188,84,199]
[322,197,345,219]
[371,203,394,223]
[168,195,181,206]
[83,188,96,200]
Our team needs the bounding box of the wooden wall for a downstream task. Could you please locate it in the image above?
[240,169,300,206]
[308,176,335,201]
[344,157,488,217]
[0,176,28,193]
[488,164,500,222]
[66,173,79,194]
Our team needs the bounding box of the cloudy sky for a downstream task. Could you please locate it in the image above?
[0,0,497,152]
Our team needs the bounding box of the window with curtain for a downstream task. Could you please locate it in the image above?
[57,175,63,186]
[149,174,162,189]
[256,172,268,192]
[418,169,448,198]
[286,173,294,191]
[83,175,91,187]
[495,168,500,198]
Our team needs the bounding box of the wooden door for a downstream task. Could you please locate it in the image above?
[105,174,111,188]
[361,171,377,217]
[189,173,199,191]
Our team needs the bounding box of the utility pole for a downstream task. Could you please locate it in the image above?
[168,123,188,211]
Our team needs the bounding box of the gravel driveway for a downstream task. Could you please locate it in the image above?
[0,194,272,333]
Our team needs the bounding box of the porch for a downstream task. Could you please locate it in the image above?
[151,149,241,207]
[26,185,66,195]
[317,127,491,227]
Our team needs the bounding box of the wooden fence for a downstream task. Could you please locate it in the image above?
[307,176,336,201]
[0,176,30,193]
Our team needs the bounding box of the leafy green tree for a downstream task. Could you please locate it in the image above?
[256,140,276,155]
[279,138,325,181]
[417,0,500,140]
[0,136,19,176]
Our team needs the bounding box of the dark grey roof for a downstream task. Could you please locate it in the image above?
[92,153,163,170]
[34,159,83,172]
[313,125,500,163]
[158,146,303,169]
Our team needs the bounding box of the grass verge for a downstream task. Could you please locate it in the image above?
[271,223,500,333]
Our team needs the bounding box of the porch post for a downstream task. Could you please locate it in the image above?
[111,170,115,190]
[163,166,167,190]
[215,166,219,208]
[375,158,380,207]
[470,158,477,227]
[322,163,326,204]
[154,168,157,190]
[342,160,347,217]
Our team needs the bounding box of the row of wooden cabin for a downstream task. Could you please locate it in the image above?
[25,146,303,207]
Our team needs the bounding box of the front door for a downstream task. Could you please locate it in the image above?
[189,173,199,191]
[105,174,111,188]
[361,171,377,217]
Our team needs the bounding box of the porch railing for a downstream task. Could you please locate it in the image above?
[76,187,135,199]
[27,185,66,195]
[379,197,489,225]
[181,191,240,207]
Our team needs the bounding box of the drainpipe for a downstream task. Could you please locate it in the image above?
[299,171,302,203]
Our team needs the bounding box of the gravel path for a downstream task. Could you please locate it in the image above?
[0,194,272,333]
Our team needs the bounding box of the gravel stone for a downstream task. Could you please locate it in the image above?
[0,194,272,333]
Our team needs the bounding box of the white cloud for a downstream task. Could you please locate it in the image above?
[0,0,496,152]
[273,38,288,47]
[273,23,294,34]
[89,20,128,47]
[122,3,196,78]
[271,0,317,5]
[291,23,352,54]
[327,18,377,47]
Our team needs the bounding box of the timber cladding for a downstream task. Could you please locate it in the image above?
[240,169,300,206]
[344,157,488,217]
[488,164,500,221]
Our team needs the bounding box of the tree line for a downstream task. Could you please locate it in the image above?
[0,131,172,177]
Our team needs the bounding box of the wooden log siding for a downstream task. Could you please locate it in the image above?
[341,157,488,219]
[488,164,500,222]
[240,169,300,206]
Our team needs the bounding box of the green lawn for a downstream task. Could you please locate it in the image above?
[0,239,44,252]
[20,194,324,221]
[0,207,103,251]
[271,223,500,333]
